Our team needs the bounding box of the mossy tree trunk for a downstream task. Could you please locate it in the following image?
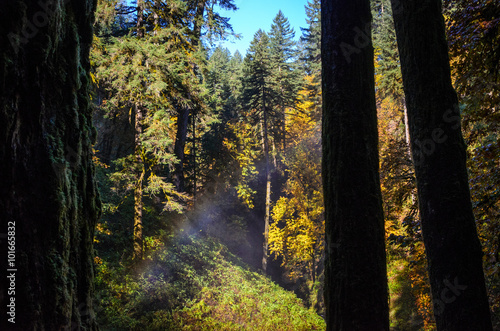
[133,2,146,262]
[0,1,99,330]
[133,105,145,262]
[321,0,390,329]
[390,0,493,329]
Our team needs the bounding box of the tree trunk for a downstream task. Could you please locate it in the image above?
[0,1,99,330]
[192,111,197,204]
[262,101,272,273]
[174,107,189,192]
[133,105,144,262]
[193,0,206,47]
[137,0,145,38]
[390,0,493,329]
[153,1,159,35]
[321,0,390,330]
[172,0,205,194]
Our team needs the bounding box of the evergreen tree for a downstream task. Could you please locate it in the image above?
[322,0,390,329]
[300,0,322,121]
[92,3,194,261]
[173,0,237,193]
[301,0,321,77]
[269,10,302,152]
[242,30,275,272]
[372,0,403,103]
[390,0,493,328]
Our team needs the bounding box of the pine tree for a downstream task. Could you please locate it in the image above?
[372,0,403,103]
[173,0,237,193]
[269,10,301,152]
[301,0,321,77]
[92,3,194,261]
[242,30,275,272]
[300,0,322,122]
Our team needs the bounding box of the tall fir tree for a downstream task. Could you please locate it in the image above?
[269,11,301,153]
[301,0,321,77]
[300,0,322,122]
[173,0,237,193]
[242,30,275,272]
[92,1,194,261]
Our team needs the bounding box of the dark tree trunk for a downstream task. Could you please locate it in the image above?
[321,0,389,330]
[0,1,99,330]
[390,0,493,329]
[174,107,190,192]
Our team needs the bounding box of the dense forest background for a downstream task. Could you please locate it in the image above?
[86,0,499,330]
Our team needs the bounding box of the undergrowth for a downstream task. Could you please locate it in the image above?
[94,234,326,330]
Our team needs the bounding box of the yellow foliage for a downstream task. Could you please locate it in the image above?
[269,79,324,283]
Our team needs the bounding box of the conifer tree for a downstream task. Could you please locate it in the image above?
[301,0,321,77]
[173,0,237,193]
[322,0,390,329]
[92,2,193,261]
[203,48,250,195]
[1,1,99,329]
[269,11,301,152]
[242,30,275,272]
[300,0,322,121]
[390,0,493,328]
[372,0,403,103]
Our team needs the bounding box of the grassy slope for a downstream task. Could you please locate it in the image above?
[94,235,325,330]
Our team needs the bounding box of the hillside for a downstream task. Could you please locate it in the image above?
[94,234,326,330]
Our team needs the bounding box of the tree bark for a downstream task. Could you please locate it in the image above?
[193,0,206,47]
[261,97,272,273]
[390,0,493,329]
[174,107,190,192]
[172,0,205,194]
[133,105,144,262]
[136,0,145,38]
[192,111,197,204]
[321,0,389,330]
[0,1,99,330]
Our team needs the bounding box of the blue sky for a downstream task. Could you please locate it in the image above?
[218,0,311,55]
